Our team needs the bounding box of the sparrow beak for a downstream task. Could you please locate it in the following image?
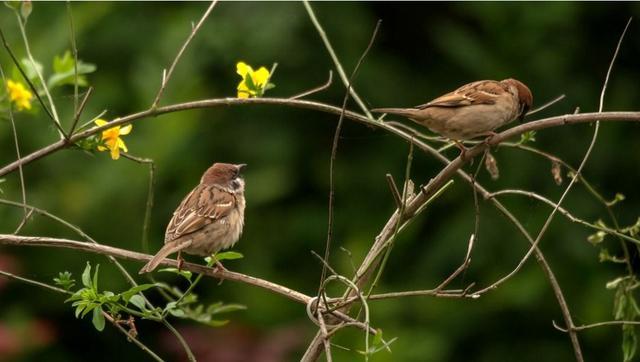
[236,163,247,170]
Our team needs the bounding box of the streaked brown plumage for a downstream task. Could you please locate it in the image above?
[372,78,533,140]
[139,163,246,274]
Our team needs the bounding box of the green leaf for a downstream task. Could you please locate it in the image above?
[121,284,156,302]
[53,271,76,290]
[623,324,638,362]
[18,58,43,83]
[92,264,100,290]
[92,307,105,332]
[587,231,606,245]
[159,268,192,281]
[599,248,626,264]
[212,251,244,262]
[607,193,626,207]
[244,74,257,92]
[81,262,92,288]
[168,308,186,318]
[129,295,146,311]
[263,83,276,91]
[607,276,629,290]
[205,319,229,327]
[48,50,96,88]
[207,302,246,315]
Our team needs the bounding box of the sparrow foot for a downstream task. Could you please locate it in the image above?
[212,260,227,285]
[176,251,184,272]
[481,131,499,147]
[452,140,469,160]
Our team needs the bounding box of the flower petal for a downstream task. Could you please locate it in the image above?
[110,146,120,160]
[119,124,132,135]
[236,62,252,77]
[253,67,270,86]
[95,119,108,127]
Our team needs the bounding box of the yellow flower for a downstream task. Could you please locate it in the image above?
[94,119,132,160]
[6,80,33,111]
[236,61,270,98]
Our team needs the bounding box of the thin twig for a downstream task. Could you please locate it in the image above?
[487,190,640,245]
[69,87,94,136]
[13,11,65,139]
[0,65,27,222]
[289,71,333,100]
[0,27,59,132]
[553,319,640,333]
[318,20,381,296]
[302,1,374,119]
[121,154,156,253]
[66,2,80,116]
[526,94,566,116]
[151,0,218,108]
[385,174,402,209]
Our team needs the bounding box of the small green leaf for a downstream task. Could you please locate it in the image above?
[599,248,626,264]
[81,262,92,288]
[158,268,192,281]
[168,308,186,318]
[53,271,76,290]
[92,264,100,290]
[207,303,246,315]
[587,231,606,245]
[129,295,146,311]
[18,58,43,83]
[212,251,244,262]
[206,319,229,327]
[607,276,628,290]
[607,193,626,207]
[121,284,156,302]
[623,324,637,362]
[92,306,105,332]
[244,74,257,91]
[518,130,536,144]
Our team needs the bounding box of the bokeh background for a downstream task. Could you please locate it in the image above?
[1,2,640,361]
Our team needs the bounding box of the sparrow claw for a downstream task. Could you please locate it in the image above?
[481,131,499,147]
[176,251,184,272]
[212,261,227,285]
[452,140,469,160]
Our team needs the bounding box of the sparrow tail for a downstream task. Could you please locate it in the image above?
[370,107,419,118]
[139,241,191,274]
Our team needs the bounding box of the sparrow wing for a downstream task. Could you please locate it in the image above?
[165,184,237,242]
[416,80,505,109]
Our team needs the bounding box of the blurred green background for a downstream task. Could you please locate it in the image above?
[1,2,640,361]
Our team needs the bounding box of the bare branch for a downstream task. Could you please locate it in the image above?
[289,71,333,100]
[151,1,218,108]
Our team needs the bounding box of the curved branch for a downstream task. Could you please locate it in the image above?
[0,233,310,304]
[0,94,638,177]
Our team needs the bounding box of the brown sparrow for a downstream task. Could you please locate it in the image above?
[372,78,533,141]
[139,163,246,274]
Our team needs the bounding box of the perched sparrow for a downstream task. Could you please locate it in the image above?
[372,78,533,141]
[139,163,246,274]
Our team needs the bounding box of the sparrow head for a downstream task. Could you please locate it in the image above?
[201,163,246,190]
[502,78,533,121]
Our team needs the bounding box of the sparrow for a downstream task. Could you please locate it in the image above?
[139,163,246,274]
[372,78,533,141]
